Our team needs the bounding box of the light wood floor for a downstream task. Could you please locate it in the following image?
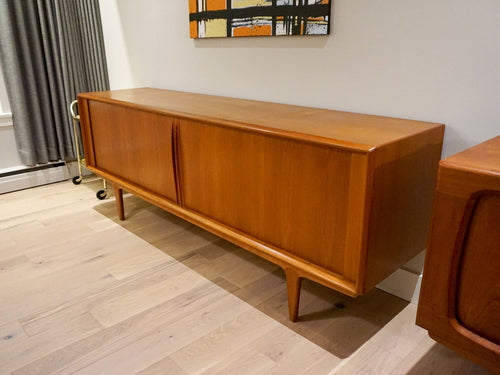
[0,178,493,375]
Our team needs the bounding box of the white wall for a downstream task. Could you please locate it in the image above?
[100,0,500,158]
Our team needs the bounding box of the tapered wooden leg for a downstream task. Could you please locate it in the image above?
[285,268,302,322]
[114,185,125,221]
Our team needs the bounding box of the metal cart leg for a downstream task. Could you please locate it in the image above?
[70,100,84,185]
[69,100,108,200]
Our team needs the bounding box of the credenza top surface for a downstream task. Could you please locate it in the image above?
[79,87,444,151]
[440,135,500,176]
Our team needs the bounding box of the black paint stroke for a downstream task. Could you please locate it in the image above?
[226,0,232,37]
[190,3,330,36]
[190,4,330,21]
[271,0,277,36]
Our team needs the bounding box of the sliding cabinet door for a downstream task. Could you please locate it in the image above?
[178,119,362,279]
[88,101,177,202]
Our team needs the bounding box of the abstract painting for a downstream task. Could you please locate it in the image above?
[189,0,331,38]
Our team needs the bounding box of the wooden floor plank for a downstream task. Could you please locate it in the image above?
[0,260,118,325]
[169,308,278,374]
[1,312,103,375]
[135,357,188,375]
[0,320,28,353]
[66,294,253,375]
[251,326,342,375]
[89,265,208,328]
[12,282,228,375]
[387,339,493,375]
[104,249,171,280]
[329,342,402,375]
[199,347,276,375]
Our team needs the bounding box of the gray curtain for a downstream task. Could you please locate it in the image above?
[0,0,109,166]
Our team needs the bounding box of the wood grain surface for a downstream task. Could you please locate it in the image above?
[88,100,178,202]
[417,136,500,374]
[78,88,444,320]
[178,119,354,277]
[79,88,443,151]
[456,194,500,345]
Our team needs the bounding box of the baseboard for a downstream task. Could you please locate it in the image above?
[376,269,422,304]
[0,161,92,194]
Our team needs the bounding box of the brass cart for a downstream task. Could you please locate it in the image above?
[69,100,108,200]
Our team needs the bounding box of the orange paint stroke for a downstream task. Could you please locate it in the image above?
[190,20,198,38]
[207,0,226,11]
[233,25,272,37]
[189,0,197,13]
[307,16,327,21]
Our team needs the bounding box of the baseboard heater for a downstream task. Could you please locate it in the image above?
[0,161,66,178]
[0,161,70,194]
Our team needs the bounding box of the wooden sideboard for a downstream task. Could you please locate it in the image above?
[78,88,444,321]
[416,136,500,374]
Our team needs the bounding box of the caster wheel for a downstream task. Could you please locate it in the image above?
[96,189,107,200]
[72,176,82,185]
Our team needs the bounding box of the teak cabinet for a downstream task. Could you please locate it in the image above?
[417,136,500,374]
[78,88,444,321]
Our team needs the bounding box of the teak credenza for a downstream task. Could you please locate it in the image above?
[78,88,444,322]
[417,136,500,374]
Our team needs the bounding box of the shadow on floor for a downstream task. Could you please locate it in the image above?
[405,343,494,375]
[93,194,409,359]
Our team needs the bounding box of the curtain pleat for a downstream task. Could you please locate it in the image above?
[0,0,109,166]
